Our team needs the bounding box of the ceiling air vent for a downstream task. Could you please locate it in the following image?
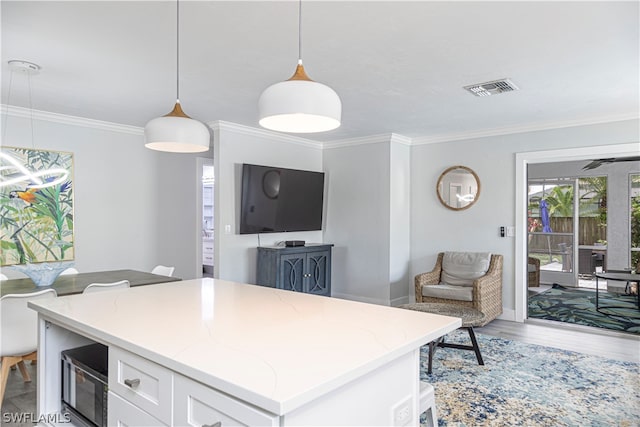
[464,78,519,97]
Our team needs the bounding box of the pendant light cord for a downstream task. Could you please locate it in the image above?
[28,69,35,149]
[1,69,35,148]
[176,0,180,102]
[298,0,302,64]
[2,70,14,141]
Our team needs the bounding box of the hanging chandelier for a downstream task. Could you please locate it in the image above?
[258,0,341,133]
[144,0,210,153]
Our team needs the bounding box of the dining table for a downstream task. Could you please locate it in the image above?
[0,269,181,297]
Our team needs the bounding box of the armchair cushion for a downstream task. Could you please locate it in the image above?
[421,284,473,302]
[441,252,492,286]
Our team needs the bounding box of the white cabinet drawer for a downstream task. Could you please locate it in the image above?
[174,374,278,427]
[203,242,214,253]
[108,391,167,427]
[109,347,172,425]
[203,254,214,266]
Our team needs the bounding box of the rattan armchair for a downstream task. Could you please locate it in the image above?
[414,253,503,326]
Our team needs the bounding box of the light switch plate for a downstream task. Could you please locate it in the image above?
[506,226,515,237]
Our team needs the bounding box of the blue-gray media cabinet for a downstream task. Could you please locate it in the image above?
[256,244,333,296]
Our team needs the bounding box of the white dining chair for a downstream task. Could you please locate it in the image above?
[83,280,130,294]
[60,267,79,275]
[151,265,175,277]
[1,289,57,403]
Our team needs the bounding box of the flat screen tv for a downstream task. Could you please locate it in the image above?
[240,163,325,234]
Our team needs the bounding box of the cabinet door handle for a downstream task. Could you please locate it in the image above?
[202,423,222,427]
[124,378,140,388]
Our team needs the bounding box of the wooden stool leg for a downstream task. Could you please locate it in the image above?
[467,327,484,365]
[1,356,21,404]
[17,360,31,382]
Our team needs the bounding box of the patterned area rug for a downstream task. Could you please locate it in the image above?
[528,284,640,334]
[421,331,640,426]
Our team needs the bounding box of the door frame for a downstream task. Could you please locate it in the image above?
[196,157,214,278]
[515,142,639,322]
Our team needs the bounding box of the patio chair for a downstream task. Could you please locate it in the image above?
[528,257,540,287]
[578,248,596,276]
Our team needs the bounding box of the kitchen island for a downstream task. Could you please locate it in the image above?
[29,278,460,426]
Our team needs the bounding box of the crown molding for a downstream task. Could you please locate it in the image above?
[389,133,413,146]
[1,104,143,136]
[4,105,635,149]
[411,112,639,145]
[322,133,412,149]
[207,120,323,149]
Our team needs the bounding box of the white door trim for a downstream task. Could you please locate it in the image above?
[515,142,640,322]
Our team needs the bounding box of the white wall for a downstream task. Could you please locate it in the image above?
[410,119,640,318]
[5,111,636,317]
[1,112,212,280]
[389,140,411,305]
[212,123,323,284]
[1,114,160,277]
[323,140,391,304]
[153,145,213,280]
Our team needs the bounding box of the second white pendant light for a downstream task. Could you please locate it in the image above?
[144,0,209,153]
[258,0,341,133]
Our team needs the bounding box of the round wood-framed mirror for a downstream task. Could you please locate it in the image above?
[436,165,481,211]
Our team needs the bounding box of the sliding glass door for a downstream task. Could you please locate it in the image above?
[528,179,576,286]
[631,174,640,270]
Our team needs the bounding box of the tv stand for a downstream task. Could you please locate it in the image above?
[257,244,333,296]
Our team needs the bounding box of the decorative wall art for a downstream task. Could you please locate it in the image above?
[0,146,74,266]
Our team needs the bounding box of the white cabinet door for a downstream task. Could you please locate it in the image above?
[109,346,173,425]
[108,391,167,427]
[173,374,278,427]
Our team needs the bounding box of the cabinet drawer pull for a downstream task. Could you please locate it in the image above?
[124,378,140,388]
[202,423,221,427]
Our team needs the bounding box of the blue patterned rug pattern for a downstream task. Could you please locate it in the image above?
[528,284,640,334]
[420,331,640,426]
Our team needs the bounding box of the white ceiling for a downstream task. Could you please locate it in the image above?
[2,1,638,143]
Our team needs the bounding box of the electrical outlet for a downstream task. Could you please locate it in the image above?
[392,396,413,426]
[224,224,231,234]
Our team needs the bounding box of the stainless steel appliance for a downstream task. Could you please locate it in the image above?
[61,343,108,427]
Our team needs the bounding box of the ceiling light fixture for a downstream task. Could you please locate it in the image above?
[258,0,341,133]
[144,0,209,153]
[1,60,69,190]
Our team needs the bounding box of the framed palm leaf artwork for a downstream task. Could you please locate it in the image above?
[0,147,74,266]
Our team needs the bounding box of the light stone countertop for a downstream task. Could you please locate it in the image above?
[29,278,460,415]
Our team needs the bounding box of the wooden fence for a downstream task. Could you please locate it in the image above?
[528,217,606,256]
[548,217,606,245]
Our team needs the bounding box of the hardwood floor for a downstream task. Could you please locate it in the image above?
[1,320,638,425]
[478,319,640,363]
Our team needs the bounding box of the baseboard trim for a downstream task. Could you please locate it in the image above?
[331,292,390,306]
[497,308,517,322]
[390,295,411,307]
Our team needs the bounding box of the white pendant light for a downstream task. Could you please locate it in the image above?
[258,0,341,133]
[145,0,209,153]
